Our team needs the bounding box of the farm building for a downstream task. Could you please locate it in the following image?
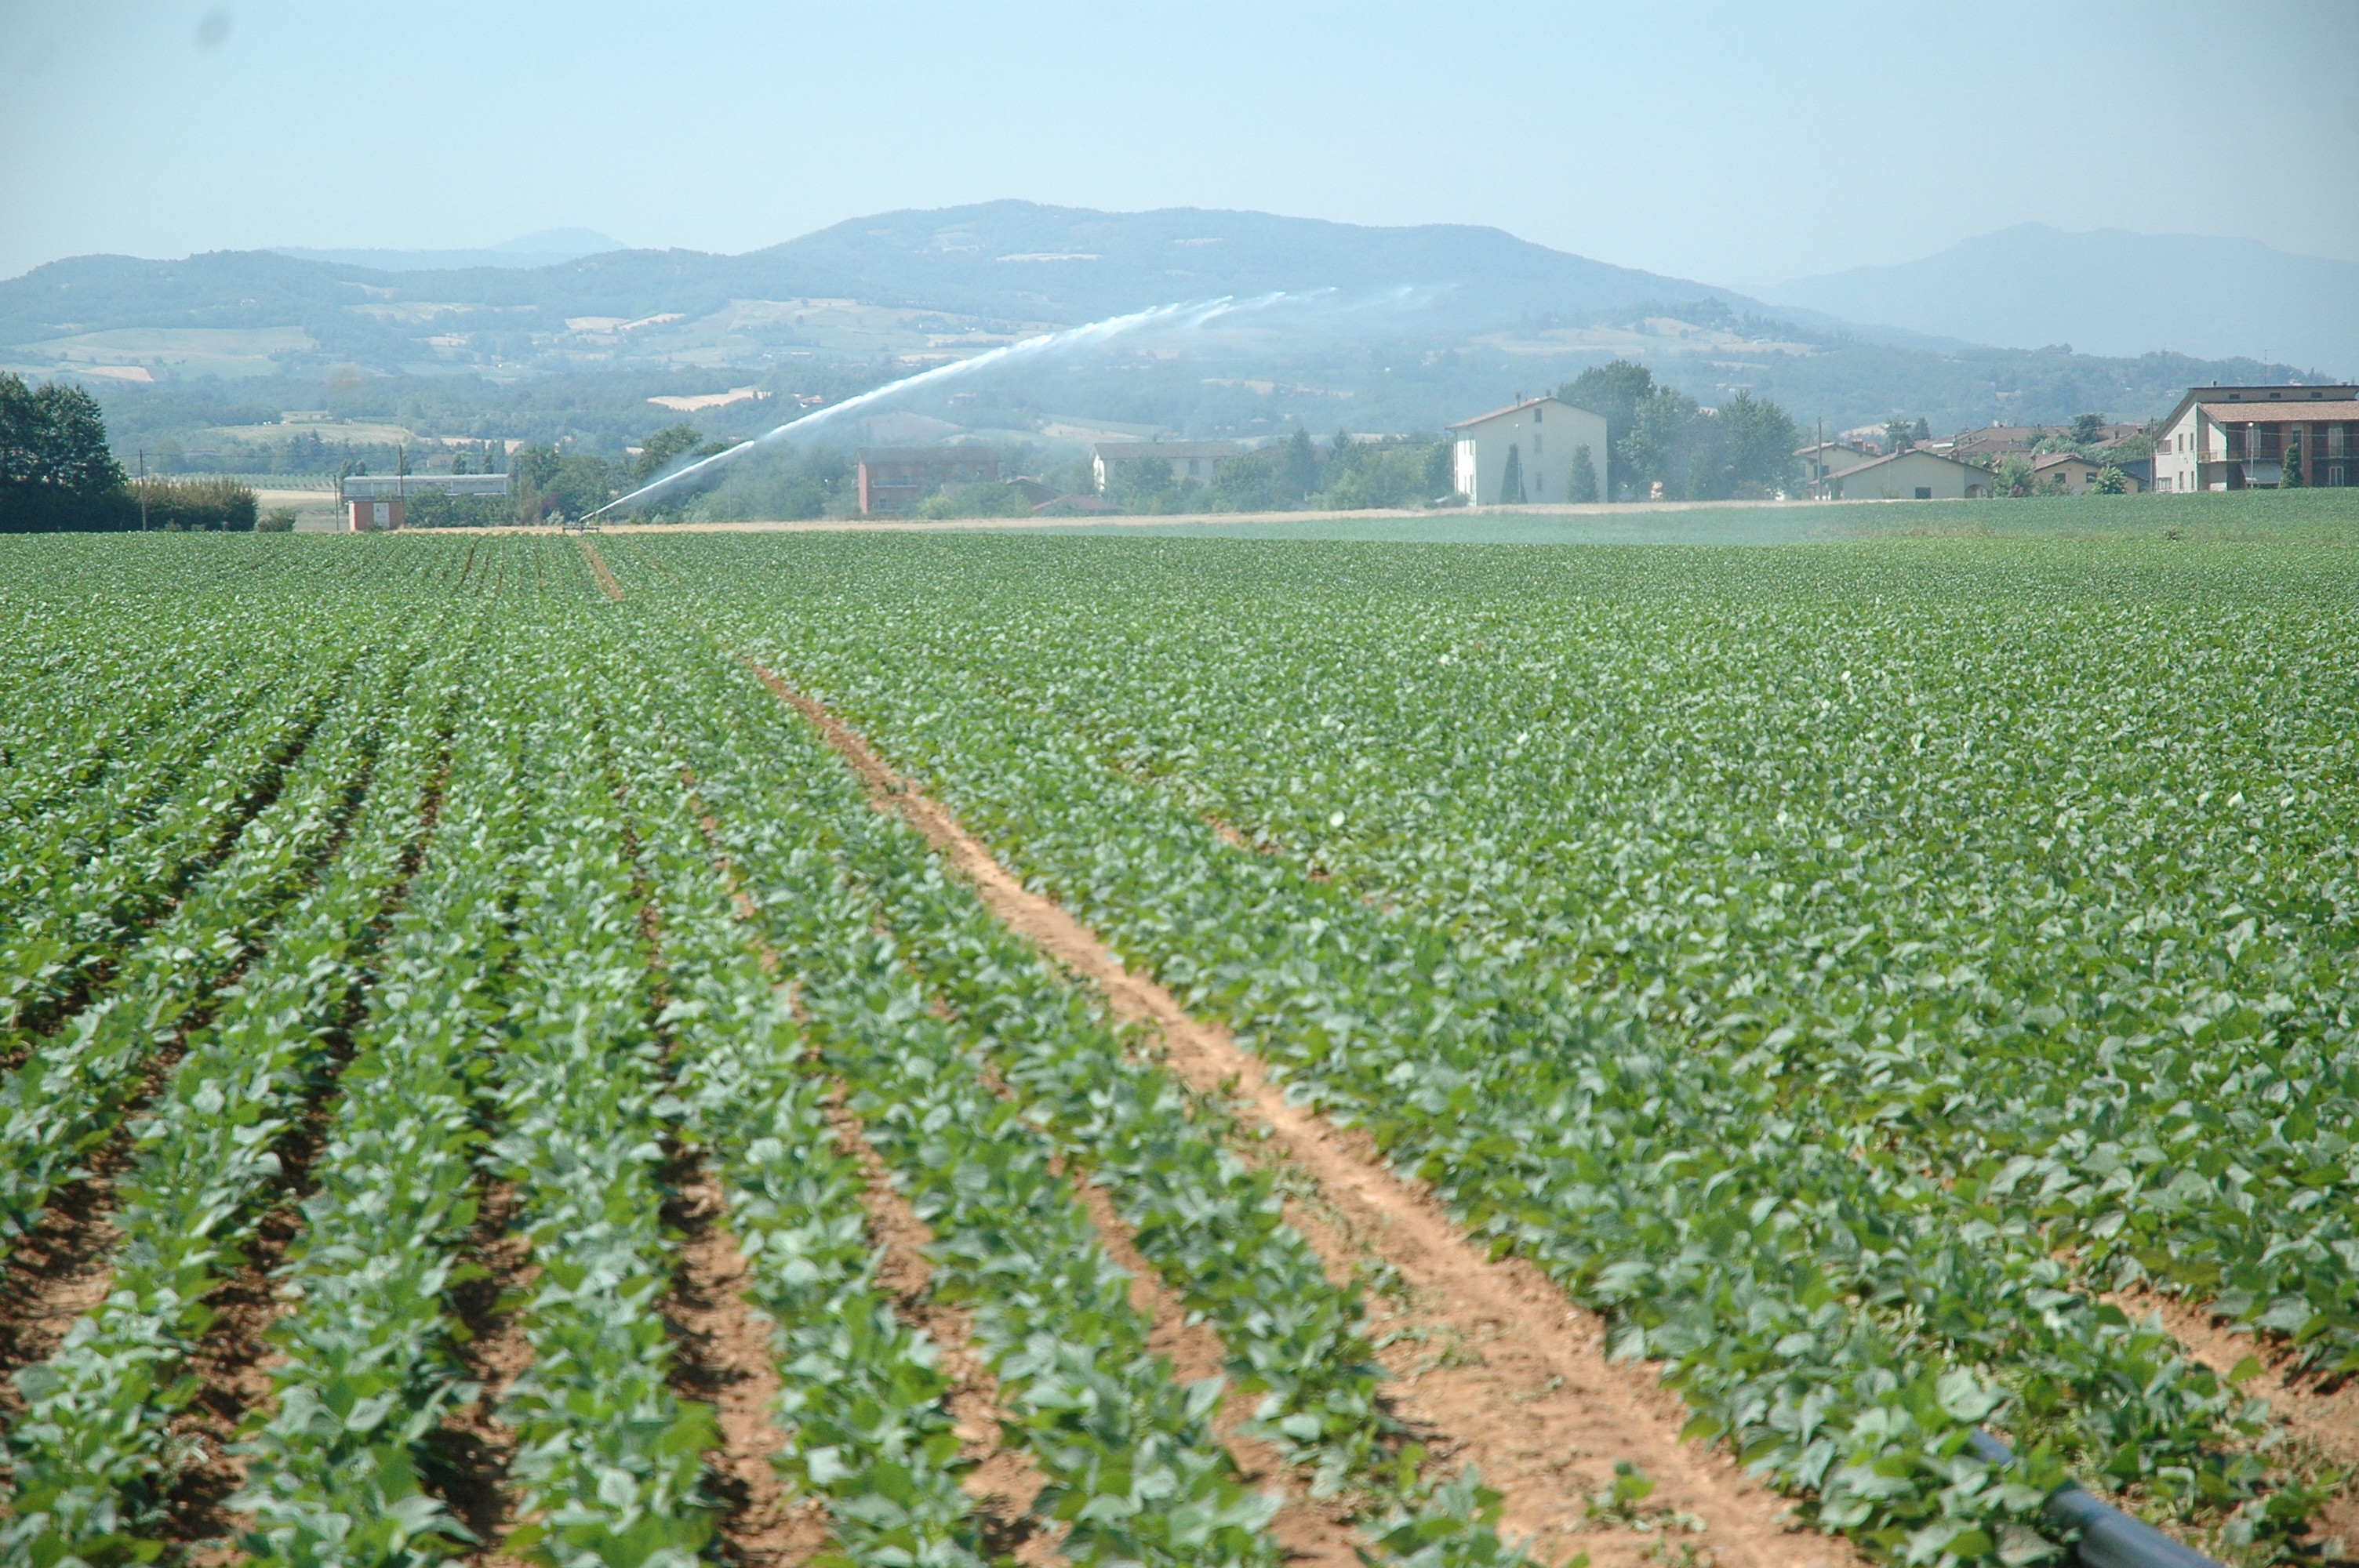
[856,446,1000,514]
[2150,384,2359,491]
[1448,397,1610,505]
[1090,441,1240,495]
[339,472,508,531]
[2031,452,2104,494]
[1816,448,1995,500]
[1795,441,1879,487]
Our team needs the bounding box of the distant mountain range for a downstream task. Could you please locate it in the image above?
[0,203,2324,448]
[271,227,626,273]
[1759,224,2357,376]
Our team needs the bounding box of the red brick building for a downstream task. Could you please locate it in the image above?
[856,446,999,514]
[340,473,508,531]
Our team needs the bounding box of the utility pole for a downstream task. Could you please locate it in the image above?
[138,449,148,532]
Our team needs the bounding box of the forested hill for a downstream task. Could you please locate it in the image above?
[750,201,1733,324]
[0,201,1731,354]
[0,203,2320,437]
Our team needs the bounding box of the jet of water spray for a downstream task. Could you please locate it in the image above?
[586,292,1296,520]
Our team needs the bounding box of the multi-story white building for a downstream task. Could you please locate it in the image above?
[1090,441,1241,494]
[1448,396,1611,506]
[2150,384,2359,492]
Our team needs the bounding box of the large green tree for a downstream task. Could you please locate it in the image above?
[0,374,124,493]
[1560,360,1656,499]
[1,373,133,531]
[1712,391,1801,497]
[1621,386,1701,499]
[634,423,706,485]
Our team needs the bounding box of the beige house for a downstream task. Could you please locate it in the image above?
[2031,452,2103,494]
[1817,448,1995,500]
[1795,441,1878,486]
[2150,384,2359,492]
[1091,440,1240,494]
[1448,396,1611,505]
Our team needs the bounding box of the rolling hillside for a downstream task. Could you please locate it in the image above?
[0,203,2322,452]
[1761,223,2359,375]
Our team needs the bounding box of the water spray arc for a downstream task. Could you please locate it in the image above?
[585,292,1293,521]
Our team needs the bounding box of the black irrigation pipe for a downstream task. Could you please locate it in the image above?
[1967,1432,2223,1568]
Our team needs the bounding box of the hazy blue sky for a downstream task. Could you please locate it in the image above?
[5,1,2355,287]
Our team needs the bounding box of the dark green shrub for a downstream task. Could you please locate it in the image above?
[134,477,259,531]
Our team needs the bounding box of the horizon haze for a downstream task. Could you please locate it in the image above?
[5,0,2356,294]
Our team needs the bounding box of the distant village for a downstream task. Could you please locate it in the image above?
[278,376,2359,529]
[1783,381,2359,503]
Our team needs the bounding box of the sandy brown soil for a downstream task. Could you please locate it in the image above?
[446,1178,536,1566]
[0,1043,192,1443]
[748,659,1849,1568]
[157,1084,340,1547]
[663,1160,829,1565]
[0,1174,127,1414]
[580,539,626,601]
[2120,1290,2359,1557]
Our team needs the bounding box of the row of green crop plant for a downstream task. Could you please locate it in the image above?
[638,622,1283,1568]
[2,622,468,1556]
[797,543,2359,1466]
[0,641,400,1264]
[606,532,2332,1565]
[0,608,271,833]
[475,644,718,1562]
[0,622,362,1051]
[609,610,1543,1566]
[230,655,532,1559]
[836,541,2359,1408]
[598,662,994,1567]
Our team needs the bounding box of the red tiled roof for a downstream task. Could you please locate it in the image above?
[2197,401,2359,423]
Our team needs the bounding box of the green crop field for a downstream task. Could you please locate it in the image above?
[0,514,2354,1568]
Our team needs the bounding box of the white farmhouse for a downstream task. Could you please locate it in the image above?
[1091,441,1241,494]
[1448,397,1609,506]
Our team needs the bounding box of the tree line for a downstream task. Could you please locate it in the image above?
[1558,361,1803,501]
[1,375,258,532]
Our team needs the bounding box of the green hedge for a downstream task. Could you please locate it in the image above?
[0,479,259,533]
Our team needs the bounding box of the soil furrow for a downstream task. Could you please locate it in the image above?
[620,772,815,1567]
[580,540,625,601]
[747,658,1846,1568]
[660,1161,826,1566]
[444,1175,536,1566]
[2118,1290,2359,1554]
[1060,1158,1362,1568]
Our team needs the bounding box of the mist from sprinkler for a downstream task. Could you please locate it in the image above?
[585,292,1309,521]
